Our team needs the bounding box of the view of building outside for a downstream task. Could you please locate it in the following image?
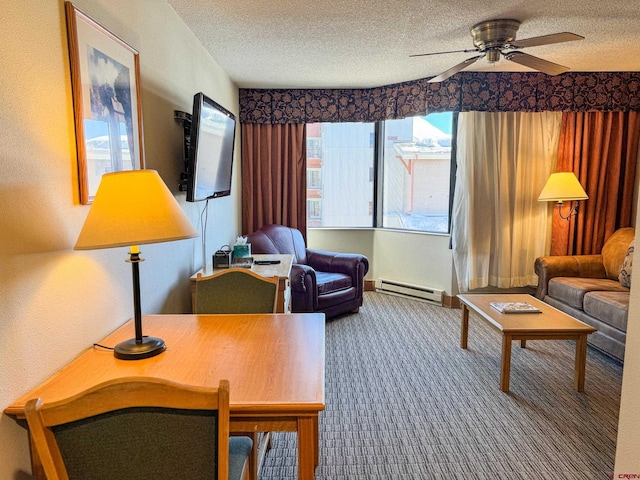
[382,113,452,232]
[306,122,374,227]
[306,113,452,232]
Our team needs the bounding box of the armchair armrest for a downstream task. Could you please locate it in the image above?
[290,264,316,292]
[290,264,317,312]
[534,254,606,299]
[306,249,370,285]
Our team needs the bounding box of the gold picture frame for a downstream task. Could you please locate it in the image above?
[65,2,144,204]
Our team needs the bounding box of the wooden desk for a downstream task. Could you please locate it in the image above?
[5,313,325,480]
[191,254,293,313]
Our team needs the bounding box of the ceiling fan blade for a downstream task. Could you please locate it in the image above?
[503,51,569,76]
[410,48,479,58]
[428,55,484,83]
[510,32,584,49]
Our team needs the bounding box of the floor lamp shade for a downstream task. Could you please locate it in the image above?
[75,170,198,360]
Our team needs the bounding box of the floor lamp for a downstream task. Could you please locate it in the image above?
[75,170,198,360]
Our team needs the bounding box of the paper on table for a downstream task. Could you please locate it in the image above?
[490,302,542,314]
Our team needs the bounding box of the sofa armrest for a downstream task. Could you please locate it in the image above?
[306,249,370,285]
[534,254,606,299]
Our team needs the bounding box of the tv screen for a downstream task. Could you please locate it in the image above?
[186,93,236,202]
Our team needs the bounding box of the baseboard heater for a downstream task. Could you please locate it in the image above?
[375,279,444,305]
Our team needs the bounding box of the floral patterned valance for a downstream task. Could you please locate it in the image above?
[239,71,640,124]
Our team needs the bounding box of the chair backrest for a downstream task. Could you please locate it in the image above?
[195,268,278,314]
[25,377,231,480]
[245,224,308,264]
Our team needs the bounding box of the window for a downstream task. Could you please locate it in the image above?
[306,113,454,233]
[307,199,321,219]
[307,169,322,188]
[382,113,453,233]
[305,122,375,227]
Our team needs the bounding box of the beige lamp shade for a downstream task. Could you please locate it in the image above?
[75,170,198,250]
[537,172,588,202]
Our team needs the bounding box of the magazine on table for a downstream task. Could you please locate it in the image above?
[490,301,542,314]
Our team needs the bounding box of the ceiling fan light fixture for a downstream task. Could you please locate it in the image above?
[486,49,501,63]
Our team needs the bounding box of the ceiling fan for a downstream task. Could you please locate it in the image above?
[411,19,584,83]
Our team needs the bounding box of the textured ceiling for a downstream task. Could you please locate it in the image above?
[168,0,640,89]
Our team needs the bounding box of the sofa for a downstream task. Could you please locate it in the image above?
[245,224,369,319]
[534,227,634,361]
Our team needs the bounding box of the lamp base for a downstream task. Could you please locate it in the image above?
[113,336,166,360]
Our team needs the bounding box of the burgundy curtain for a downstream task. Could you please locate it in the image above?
[551,111,640,255]
[240,123,307,237]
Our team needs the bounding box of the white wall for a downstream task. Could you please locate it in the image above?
[307,228,455,295]
[307,228,376,275]
[614,191,640,473]
[373,229,454,294]
[0,1,240,477]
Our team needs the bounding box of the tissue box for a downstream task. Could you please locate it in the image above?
[233,244,251,258]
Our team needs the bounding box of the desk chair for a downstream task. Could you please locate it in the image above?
[25,377,252,480]
[194,268,279,480]
[195,268,279,314]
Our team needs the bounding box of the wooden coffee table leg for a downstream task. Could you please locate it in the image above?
[500,334,512,392]
[313,415,319,466]
[461,304,469,349]
[574,334,588,392]
[298,416,316,480]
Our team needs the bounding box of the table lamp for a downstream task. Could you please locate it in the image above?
[75,170,198,360]
[537,172,588,220]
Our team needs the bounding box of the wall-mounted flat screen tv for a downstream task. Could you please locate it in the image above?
[186,92,236,202]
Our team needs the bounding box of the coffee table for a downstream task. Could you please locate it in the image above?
[457,293,596,392]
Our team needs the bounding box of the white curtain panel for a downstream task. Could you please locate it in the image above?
[452,111,562,292]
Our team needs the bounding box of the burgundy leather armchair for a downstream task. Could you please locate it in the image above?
[245,224,369,319]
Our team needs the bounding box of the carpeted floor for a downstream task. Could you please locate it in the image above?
[259,292,623,480]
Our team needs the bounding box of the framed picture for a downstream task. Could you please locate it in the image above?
[65,2,144,204]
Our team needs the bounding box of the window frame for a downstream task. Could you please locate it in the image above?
[306,114,457,234]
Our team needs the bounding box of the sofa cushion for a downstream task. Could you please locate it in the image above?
[316,271,352,294]
[602,227,635,280]
[583,291,630,332]
[548,277,629,310]
[619,241,634,288]
[544,296,628,343]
